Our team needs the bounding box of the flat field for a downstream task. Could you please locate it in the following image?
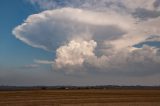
[0,89,160,106]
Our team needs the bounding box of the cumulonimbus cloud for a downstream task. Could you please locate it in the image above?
[13,0,160,75]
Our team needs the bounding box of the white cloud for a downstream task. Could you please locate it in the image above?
[86,45,160,74]
[13,0,160,75]
[12,7,133,51]
[53,39,96,70]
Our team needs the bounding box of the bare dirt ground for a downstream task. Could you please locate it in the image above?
[0,89,160,106]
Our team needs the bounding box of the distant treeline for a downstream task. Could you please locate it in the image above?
[0,85,160,91]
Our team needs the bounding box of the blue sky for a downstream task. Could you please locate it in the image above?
[0,0,55,85]
[0,0,53,69]
[0,0,160,86]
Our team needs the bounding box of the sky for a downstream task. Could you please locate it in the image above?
[0,0,160,86]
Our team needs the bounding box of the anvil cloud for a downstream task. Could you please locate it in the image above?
[13,0,160,75]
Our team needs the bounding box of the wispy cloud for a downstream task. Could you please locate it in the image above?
[34,59,54,64]
[23,64,39,69]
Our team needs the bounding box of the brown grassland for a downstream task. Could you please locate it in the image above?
[0,89,160,106]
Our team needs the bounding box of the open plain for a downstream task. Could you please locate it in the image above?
[0,89,160,106]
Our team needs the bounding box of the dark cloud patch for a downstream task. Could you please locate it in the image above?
[92,25,126,42]
[146,35,160,40]
[154,0,160,9]
[133,8,160,20]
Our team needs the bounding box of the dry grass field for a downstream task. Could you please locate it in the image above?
[0,89,160,106]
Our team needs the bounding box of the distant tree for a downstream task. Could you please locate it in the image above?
[41,87,47,90]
